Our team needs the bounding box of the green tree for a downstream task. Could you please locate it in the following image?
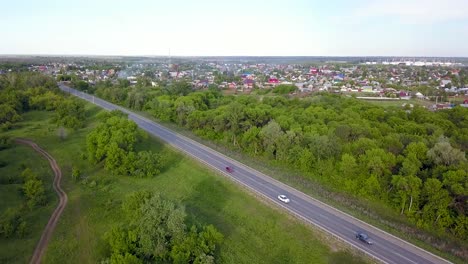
[135,194,186,259]
[391,175,409,214]
[86,115,139,164]
[0,208,27,238]
[23,178,46,208]
[109,253,142,264]
[71,166,81,181]
[260,120,284,159]
[132,151,165,177]
[170,225,223,264]
[420,178,452,231]
[359,148,396,180]
[427,141,466,166]
[406,175,422,214]
[0,104,21,130]
[54,98,86,129]
[21,168,37,182]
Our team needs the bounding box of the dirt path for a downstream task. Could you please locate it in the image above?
[15,138,68,264]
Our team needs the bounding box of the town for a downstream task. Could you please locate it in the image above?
[3,56,467,110]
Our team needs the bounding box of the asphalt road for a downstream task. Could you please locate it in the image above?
[59,83,451,264]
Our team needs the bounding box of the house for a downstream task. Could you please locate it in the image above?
[310,68,319,74]
[196,80,209,88]
[243,79,254,89]
[268,78,279,84]
[441,79,452,87]
[228,82,237,89]
[461,99,468,108]
[361,86,373,92]
[415,92,425,99]
[333,73,345,82]
[322,81,332,90]
[399,91,410,97]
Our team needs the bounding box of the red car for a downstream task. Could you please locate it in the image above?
[225,166,234,173]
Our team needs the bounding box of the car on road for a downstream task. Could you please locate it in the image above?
[356,232,373,245]
[277,195,290,203]
[225,166,234,173]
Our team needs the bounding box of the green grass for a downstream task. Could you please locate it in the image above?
[0,113,58,264]
[1,105,368,264]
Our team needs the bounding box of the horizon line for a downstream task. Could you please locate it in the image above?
[0,54,468,59]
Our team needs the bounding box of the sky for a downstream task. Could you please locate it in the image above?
[1,0,468,57]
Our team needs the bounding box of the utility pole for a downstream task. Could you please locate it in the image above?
[169,48,171,66]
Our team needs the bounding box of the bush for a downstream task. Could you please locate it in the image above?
[0,208,27,238]
[23,178,46,209]
[71,167,81,182]
[0,135,12,150]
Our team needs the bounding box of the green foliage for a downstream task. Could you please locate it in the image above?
[105,192,223,263]
[272,84,297,94]
[87,114,139,164]
[427,140,466,166]
[170,225,223,264]
[167,81,193,96]
[86,112,166,177]
[0,208,28,238]
[0,135,12,150]
[132,151,165,178]
[74,80,90,91]
[28,90,62,111]
[21,168,37,182]
[22,178,46,209]
[0,104,22,130]
[53,98,86,129]
[72,166,81,182]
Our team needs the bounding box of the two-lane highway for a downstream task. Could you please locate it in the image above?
[60,83,451,264]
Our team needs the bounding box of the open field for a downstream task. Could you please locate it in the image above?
[2,105,366,263]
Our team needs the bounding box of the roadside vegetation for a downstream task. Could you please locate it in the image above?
[1,72,366,263]
[77,79,468,261]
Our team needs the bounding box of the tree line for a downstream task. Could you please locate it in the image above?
[0,72,86,131]
[86,81,467,244]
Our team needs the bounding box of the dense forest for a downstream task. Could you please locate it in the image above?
[82,80,468,245]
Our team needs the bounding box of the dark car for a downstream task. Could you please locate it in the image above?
[356,232,373,245]
[225,166,234,173]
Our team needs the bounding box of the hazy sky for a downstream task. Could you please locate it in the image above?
[1,0,468,56]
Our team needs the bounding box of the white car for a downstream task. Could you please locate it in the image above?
[277,194,290,203]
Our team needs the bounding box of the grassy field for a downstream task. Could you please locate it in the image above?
[0,112,58,264]
[1,105,367,263]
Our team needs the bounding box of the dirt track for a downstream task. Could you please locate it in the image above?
[15,138,68,264]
